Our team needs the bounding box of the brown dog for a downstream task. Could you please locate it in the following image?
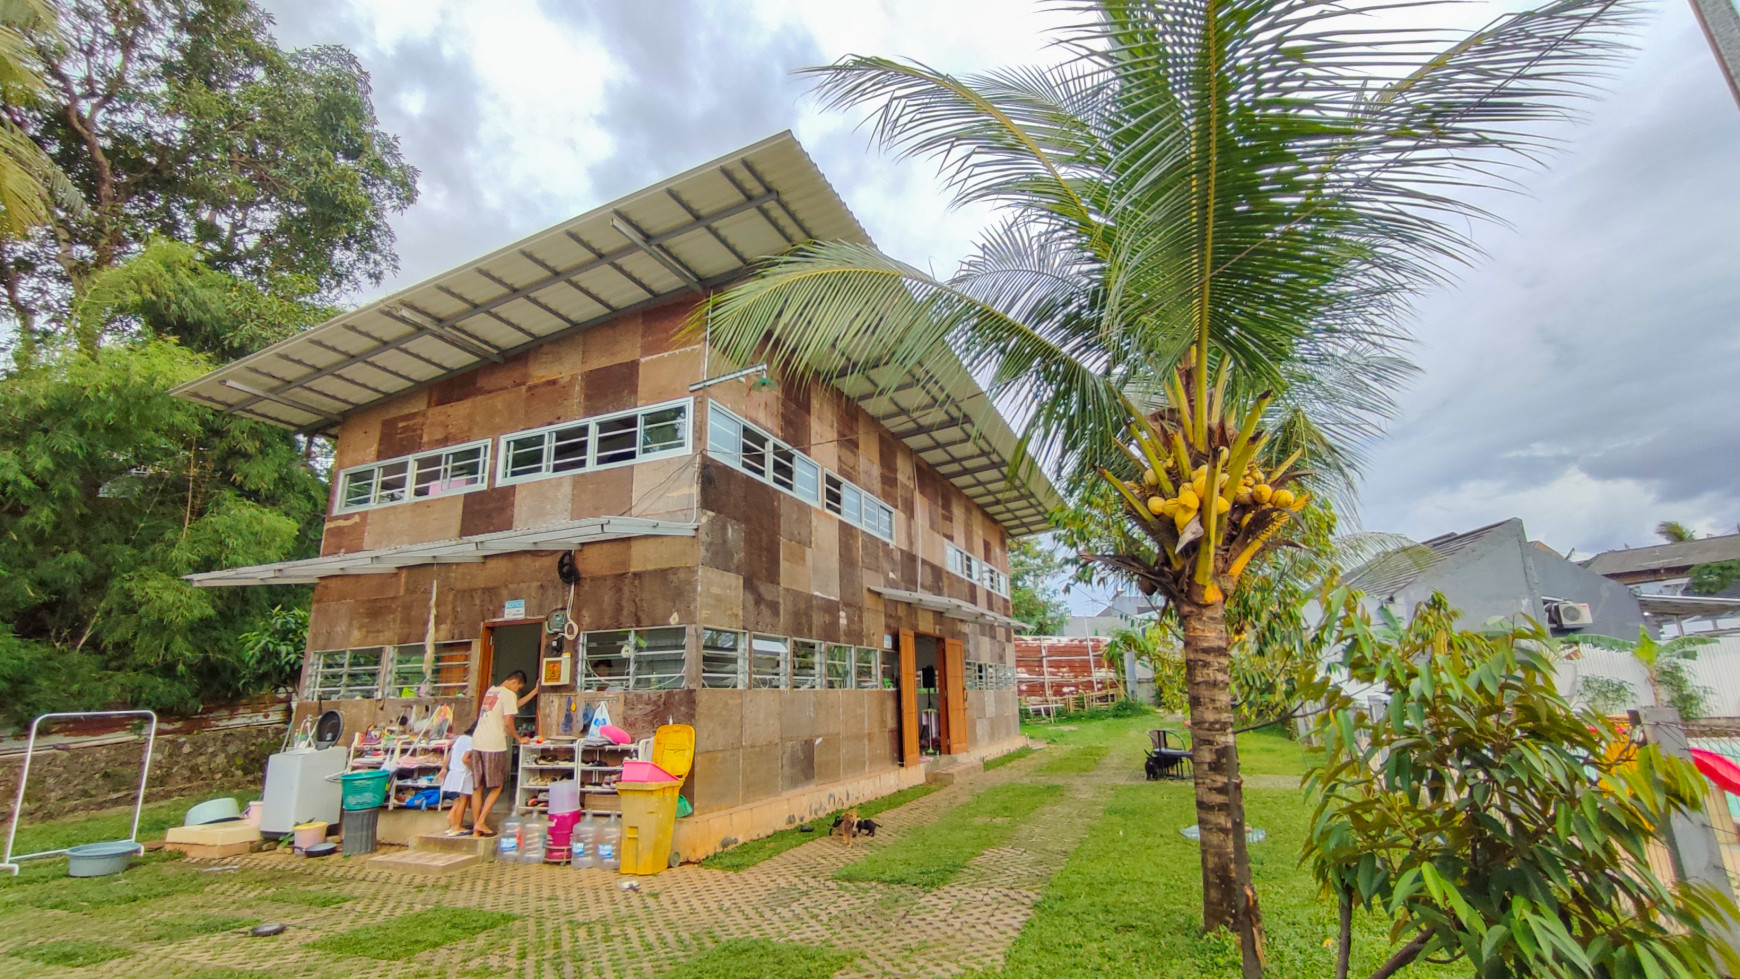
[833,808,861,847]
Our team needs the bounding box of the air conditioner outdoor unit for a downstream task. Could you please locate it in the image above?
[1549,601,1594,629]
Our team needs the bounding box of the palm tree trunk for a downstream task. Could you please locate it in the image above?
[1180,593,1245,931]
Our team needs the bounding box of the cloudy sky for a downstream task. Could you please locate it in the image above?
[263,0,1740,588]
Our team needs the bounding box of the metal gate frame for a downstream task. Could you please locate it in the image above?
[2,710,158,875]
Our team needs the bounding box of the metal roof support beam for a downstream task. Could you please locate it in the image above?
[472,268,585,330]
[424,191,771,324]
[434,285,541,340]
[513,251,618,316]
[220,380,342,423]
[561,230,660,299]
[611,213,704,293]
[380,307,504,364]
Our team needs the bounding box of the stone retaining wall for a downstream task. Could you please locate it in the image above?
[0,715,284,825]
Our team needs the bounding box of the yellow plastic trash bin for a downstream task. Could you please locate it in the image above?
[616,779,682,875]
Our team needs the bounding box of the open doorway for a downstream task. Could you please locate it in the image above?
[914,635,944,755]
[480,621,543,738]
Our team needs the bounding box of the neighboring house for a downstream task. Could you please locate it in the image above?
[1345,518,1644,639]
[1061,591,1157,638]
[172,133,1058,858]
[1059,592,1159,703]
[1582,533,1740,637]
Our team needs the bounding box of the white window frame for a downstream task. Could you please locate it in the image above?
[333,439,493,515]
[581,626,688,691]
[708,404,896,543]
[495,397,693,488]
[306,647,387,699]
[946,542,1010,597]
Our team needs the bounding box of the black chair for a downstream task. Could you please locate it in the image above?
[1145,729,1193,780]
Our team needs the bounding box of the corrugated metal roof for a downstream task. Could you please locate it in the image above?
[1345,519,1521,598]
[1583,533,1740,577]
[185,518,696,587]
[170,131,1058,536]
[869,585,1027,630]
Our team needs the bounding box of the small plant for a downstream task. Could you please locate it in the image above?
[1306,593,1740,979]
[1576,675,1635,715]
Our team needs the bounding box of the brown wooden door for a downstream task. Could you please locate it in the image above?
[899,629,919,765]
[943,637,969,754]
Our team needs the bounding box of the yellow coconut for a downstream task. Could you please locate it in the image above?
[1272,488,1295,508]
[1252,484,1273,505]
[1214,496,1231,514]
[1178,488,1200,510]
[1146,495,1166,515]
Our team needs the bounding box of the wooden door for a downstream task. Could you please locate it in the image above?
[943,637,969,754]
[899,629,919,765]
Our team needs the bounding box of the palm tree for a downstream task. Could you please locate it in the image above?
[1580,628,1713,717]
[1656,520,1698,543]
[704,0,1638,937]
[0,0,70,237]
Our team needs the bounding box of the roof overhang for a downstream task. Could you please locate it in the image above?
[184,518,696,587]
[1638,594,1740,618]
[171,131,1058,538]
[869,585,1026,630]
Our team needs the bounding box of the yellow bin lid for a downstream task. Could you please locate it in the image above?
[652,724,695,780]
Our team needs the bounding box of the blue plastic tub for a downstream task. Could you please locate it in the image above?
[66,840,140,877]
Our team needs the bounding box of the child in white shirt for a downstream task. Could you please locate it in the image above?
[439,722,476,836]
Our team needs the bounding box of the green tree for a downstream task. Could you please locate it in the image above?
[1105,622,1186,710]
[1689,559,1740,596]
[3,0,416,356]
[1307,593,1738,979]
[239,604,309,694]
[0,331,324,728]
[0,0,77,237]
[1010,536,1069,635]
[1578,627,1714,720]
[702,0,1636,935]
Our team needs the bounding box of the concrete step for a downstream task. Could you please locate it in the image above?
[410,833,497,856]
[371,849,481,875]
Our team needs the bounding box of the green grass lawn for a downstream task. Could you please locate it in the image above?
[984,746,1035,770]
[5,788,260,859]
[834,782,1061,889]
[701,783,939,871]
[984,709,1451,979]
[658,939,858,979]
[1037,744,1109,774]
[306,907,517,960]
[8,938,134,967]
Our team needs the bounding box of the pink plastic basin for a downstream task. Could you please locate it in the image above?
[621,760,678,782]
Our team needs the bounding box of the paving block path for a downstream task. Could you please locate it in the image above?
[0,743,1146,979]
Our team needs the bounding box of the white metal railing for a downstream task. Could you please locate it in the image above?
[2,710,157,875]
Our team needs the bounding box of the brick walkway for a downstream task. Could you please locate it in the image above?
[0,744,1145,979]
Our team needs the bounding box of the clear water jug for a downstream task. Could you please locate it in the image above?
[571,812,598,869]
[497,815,521,863]
[521,814,546,866]
[598,812,622,872]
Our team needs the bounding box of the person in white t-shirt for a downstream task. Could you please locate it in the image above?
[438,721,476,836]
[469,670,538,838]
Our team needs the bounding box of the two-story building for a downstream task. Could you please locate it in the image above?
[173,132,1057,857]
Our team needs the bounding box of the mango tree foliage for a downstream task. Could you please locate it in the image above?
[3,0,416,355]
[0,286,326,726]
[1305,594,1740,979]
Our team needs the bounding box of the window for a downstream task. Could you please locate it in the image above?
[946,543,1010,597]
[498,399,692,486]
[708,405,820,504]
[582,627,686,691]
[825,644,854,689]
[709,404,894,541]
[791,640,824,689]
[966,661,981,691]
[307,647,387,699]
[701,628,746,688]
[750,634,788,689]
[334,441,491,514]
[388,642,472,697]
[881,648,899,689]
[855,647,877,689]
